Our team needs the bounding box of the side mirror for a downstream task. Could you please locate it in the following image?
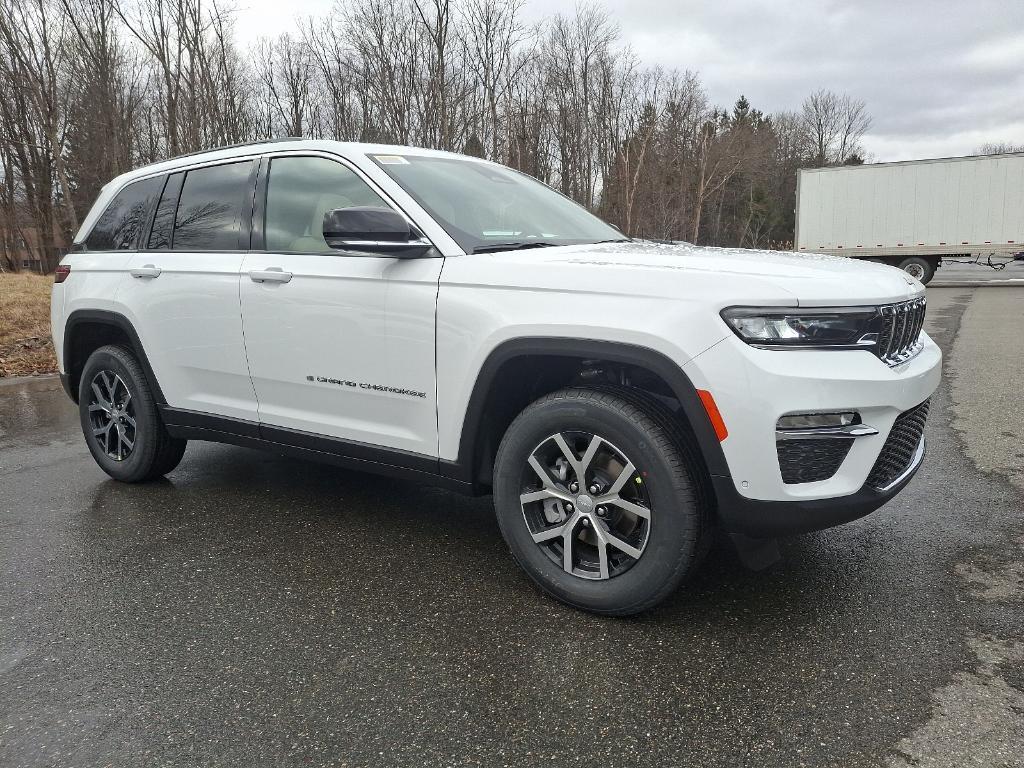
[322,207,432,258]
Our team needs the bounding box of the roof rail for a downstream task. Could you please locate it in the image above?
[144,137,305,167]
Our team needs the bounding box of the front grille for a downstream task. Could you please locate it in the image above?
[866,399,930,489]
[876,297,926,365]
[777,439,853,484]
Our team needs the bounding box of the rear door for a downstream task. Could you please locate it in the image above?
[118,159,260,422]
[239,152,442,457]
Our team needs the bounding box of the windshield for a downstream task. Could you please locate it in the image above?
[369,153,624,253]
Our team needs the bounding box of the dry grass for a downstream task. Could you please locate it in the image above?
[0,272,57,377]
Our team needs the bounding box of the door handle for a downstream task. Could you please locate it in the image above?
[249,268,293,284]
[130,265,161,279]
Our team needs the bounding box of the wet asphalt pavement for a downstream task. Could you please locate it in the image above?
[2,288,1023,767]
[931,257,1024,285]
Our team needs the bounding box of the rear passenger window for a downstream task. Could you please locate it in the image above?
[147,172,183,250]
[85,176,162,251]
[172,161,253,251]
[265,156,391,253]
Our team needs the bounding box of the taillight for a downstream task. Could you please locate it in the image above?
[54,264,71,283]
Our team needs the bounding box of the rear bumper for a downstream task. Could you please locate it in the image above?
[712,437,925,537]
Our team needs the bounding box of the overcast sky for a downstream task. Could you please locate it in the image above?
[234,0,1024,162]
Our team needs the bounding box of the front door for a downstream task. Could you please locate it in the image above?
[239,153,442,458]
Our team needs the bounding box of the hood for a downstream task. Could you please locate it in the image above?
[465,241,924,306]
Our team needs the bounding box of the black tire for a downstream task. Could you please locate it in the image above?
[493,387,709,616]
[896,256,935,284]
[78,344,187,482]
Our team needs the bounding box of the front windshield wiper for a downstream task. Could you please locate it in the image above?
[472,241,559,254]
[471,237,630,254]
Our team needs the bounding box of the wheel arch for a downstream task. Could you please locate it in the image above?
[446,337,731,492]
[63,310,166,405]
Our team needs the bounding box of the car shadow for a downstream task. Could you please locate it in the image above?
[79,440,884,633]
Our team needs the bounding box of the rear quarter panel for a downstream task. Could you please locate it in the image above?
[52,253,133,374]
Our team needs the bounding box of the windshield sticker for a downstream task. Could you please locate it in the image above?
[374,155,410,165]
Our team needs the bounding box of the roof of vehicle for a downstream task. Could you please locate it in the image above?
[125,138,475,180]
[76,139,485,243]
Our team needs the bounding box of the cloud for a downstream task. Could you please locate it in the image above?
[594,0,1024,160]
[233,0,1024,162]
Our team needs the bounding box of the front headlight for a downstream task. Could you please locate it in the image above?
[720,306,880,349]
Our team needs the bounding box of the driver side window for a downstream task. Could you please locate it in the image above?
[264,156,392,253]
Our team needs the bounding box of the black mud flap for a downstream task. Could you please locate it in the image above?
[729,533,781,571]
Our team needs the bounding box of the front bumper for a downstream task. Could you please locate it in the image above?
[683,331,941,536]
[712,436,925,536]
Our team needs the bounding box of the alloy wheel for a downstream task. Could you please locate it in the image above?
[87,370,137,461]
[519,431,651,580]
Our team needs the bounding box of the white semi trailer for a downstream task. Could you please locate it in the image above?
[795,152,1024,284]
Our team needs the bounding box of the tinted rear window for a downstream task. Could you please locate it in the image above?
[147,172,184,250]
[172,161,253,250]
[84,176,162,251]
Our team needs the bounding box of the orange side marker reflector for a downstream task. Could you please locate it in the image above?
[697,389,728,442]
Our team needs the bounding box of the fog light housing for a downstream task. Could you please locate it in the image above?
[777,412,857,430]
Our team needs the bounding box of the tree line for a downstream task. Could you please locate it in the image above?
[0,0,874,273]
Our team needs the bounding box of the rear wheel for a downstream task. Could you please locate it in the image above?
[493,387,708,615]
[896,256,935,284]
[79,345,187,482]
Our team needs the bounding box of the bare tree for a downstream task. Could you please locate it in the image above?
[113,0,247,155]
[686,107,762,243]
[0,0,878,271]
[413,0,465,150]
[61,0,147,211]
[461,0,527,159]
[801,89,871,167]
[0,0,77,271]
[977,142,1024,155]
[344,0,419,144]
[503,48,551,178]
[255,33,313,138]
[113,0,188,155]
[299,16,364,141]
[542,5,620,206]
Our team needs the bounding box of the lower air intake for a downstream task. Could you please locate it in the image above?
[866,399,930,489]
[777,439,853,484]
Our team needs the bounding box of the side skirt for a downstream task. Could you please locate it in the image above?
[160,406,476,495]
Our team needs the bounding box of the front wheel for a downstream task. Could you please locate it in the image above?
[78,345,187,482]
[493,387,709,615]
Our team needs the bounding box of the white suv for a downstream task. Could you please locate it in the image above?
[51,139,941,614]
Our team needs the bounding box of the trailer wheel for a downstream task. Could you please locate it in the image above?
[896,257,935,284]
